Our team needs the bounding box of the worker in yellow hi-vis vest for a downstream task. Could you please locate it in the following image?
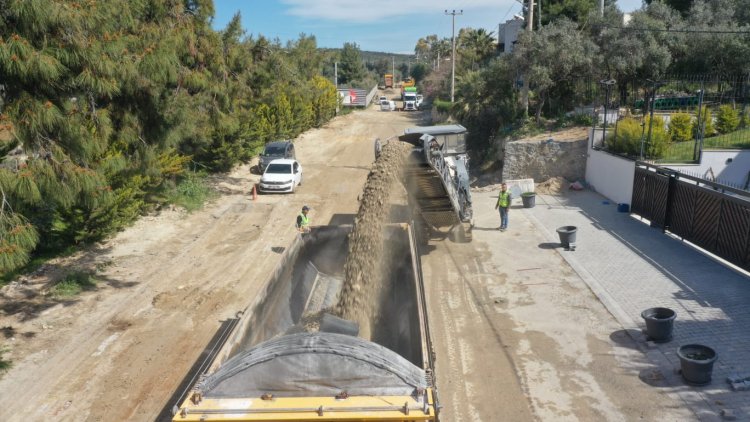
[296,205,311,233]
[494,183,512,231]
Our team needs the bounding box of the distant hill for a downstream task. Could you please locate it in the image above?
[362,50,414,65]
[320,48,414,67]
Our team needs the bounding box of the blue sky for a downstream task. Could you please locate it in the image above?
[212,0,644,54]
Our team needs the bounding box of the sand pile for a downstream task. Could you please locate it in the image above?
[536,177,570,195]
[333,141,411,339]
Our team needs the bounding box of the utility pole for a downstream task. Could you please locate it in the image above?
[600,79,616,145]
[445,9,463,103]
[334,62,339,115]
[527,0,534,32]
[600,0,604,17]
[521,0,533,116]
[694,84,705,162]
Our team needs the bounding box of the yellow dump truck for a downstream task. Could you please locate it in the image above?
[384,73,394,89]
[171,225,438,421]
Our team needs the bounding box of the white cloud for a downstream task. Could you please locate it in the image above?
[281,0,507,22]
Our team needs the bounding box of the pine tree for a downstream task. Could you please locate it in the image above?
[0,0,339,274]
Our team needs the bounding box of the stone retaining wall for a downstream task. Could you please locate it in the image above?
[501,138,588,182]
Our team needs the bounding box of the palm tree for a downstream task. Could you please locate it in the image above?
[460,28,497,69]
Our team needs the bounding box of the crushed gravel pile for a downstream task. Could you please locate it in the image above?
[536,176,570,195]
[333,141,411,339]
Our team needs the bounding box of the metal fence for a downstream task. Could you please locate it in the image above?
[631,163,750,271]
[337,85,379,107]
[593,74,750,164]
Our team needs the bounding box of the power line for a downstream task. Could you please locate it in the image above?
[500,2,519,22]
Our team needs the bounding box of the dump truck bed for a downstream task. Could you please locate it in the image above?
[172,225,437,421]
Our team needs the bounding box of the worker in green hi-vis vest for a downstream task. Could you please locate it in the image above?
[494,183,512,231]
[296,205,311,233]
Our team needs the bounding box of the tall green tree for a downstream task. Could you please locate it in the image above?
[410,63,430,84]
[0,0,339,274]
[453,58,519,154]
[415,34,451,68]
[512,19,598,122]
[338,42,365,85]
[458,28,496,70]
[645,0,694,15]
[671,0,750,75]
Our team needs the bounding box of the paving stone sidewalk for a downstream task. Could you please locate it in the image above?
[523,189,750,421]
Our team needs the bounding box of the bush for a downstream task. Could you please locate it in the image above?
[741,108,750,128]
[572,113,595,126]
[556,113,594,128]
[434,99,452,114]
[605,117,642,156]
[0,347,11,374]
[644,115,670,158]
[606,115,669,159]
[50,270,98,297]
[694,106,716,137]
[716,104,740,134]
[668,113,693,143]
[164,172,217,212]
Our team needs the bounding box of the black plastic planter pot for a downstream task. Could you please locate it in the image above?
[556,226,577,248]
[641,307,676,343]
[521,193,536,208]
[677,344,718,386]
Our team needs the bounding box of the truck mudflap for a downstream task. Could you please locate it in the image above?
[171,225,438,421]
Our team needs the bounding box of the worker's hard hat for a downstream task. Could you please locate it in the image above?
[302,205,310,211]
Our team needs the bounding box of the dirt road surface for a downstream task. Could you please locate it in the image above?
[421,191,693,421]
[0,102,422,421]
[1,100,691,422]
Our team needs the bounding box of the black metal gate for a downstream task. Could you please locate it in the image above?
[632,165,750,271]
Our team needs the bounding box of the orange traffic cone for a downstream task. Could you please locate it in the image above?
[252,184,258,200]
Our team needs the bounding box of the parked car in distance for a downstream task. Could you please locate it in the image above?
[258,159,303,193]
[380,99,396,111]
[258,140,295,173]
[416,94,424,109]
[379,96,388,102]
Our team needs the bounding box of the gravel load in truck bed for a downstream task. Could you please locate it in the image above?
[334,140,411,339]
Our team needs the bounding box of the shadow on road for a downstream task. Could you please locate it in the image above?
[472,226,502,232]
[155,317,240,421]
[609,329,644,351]
[538,242,561,249]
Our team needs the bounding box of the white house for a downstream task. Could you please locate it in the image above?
[498,16,525,54]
